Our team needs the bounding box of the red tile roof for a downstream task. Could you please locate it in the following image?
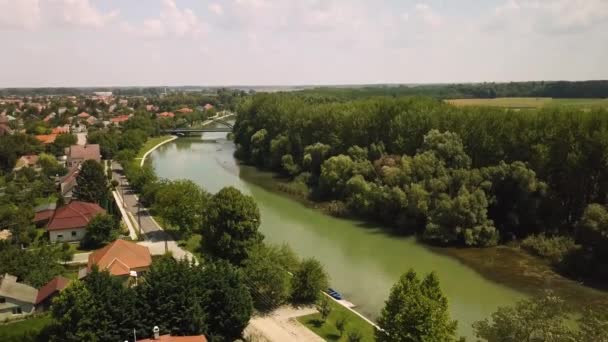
[33,210,54,223]
[139,335,207,342]
[47,201,105,231]
[35,134,57,144]
[157,112,175,118]
[87,240,152,276]
[203,104,214,111]
[78,112,90,118]
[52,126,69,134]
[66,144,101,163]
[110,115,130,123]
[35,276,70,304]
[177,107,193,113]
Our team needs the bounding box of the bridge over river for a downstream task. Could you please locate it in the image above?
[161,118,233,135]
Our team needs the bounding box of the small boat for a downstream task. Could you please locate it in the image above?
[326,288,343,300]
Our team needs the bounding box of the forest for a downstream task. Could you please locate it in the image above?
[233,93,608,283]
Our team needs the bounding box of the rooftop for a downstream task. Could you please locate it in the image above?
[88,240,152,276]
[35,276,70,304]
[0,274,38,305]
[47,201,105,231]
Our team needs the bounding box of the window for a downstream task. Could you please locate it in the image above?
[12,307,22,315]
[72,231,77,237]
[57,234,63,240]
[0,297,5,303]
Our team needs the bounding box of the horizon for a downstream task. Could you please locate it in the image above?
[1,0,607,87]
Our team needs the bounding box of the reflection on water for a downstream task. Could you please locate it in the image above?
[150,135,526,338]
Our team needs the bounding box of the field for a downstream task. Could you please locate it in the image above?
[446,97,608,109]
[297,297,376,341]
[0,314,52,341]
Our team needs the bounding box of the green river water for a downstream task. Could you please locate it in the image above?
[149,132,526,338]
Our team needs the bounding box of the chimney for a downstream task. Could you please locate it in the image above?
[153,326,160,340]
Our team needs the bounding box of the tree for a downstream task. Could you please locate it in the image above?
[336,315,347,337]
[73,160,108,204]
[137,256,208,337]
[316,296,332,323]
[376,269,457,342]
[201,260,254,341]
[473,292,573,342]
[419,130,471,169]
[49,133,77,156]
[242,244,292,312]
[153,180,208,237]
[202,186,263,265]
[347,330,363,342]
[82,214,117,249]
[290,258,328,304]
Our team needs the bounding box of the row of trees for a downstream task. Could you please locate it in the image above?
[377,269,608,341]
[233,94,608,281]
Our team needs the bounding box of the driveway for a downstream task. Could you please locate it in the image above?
[244,306,323,342]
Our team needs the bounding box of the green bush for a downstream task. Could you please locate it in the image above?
[521,234,580,263]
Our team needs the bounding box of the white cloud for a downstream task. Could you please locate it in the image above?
[414,3,442,27]
[209,3,223,16]
[123,0,204,38]
[489,0,608,34]
[0,0,41,30]
[49,0,118,29]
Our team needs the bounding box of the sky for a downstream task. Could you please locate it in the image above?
[0,0,607,87]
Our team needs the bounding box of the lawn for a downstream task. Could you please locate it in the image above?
[446,97,608,109]
[0,314,53,340]
[298,297,376,341]
[178,233,203,259]
[135,135,175,159]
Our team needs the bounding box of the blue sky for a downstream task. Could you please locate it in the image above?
[0,0,606,87]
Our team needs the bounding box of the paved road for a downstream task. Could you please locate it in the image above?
[111,161,172,242]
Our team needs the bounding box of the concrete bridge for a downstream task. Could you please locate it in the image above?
[161,117,234,135]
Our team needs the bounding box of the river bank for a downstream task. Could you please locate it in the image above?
[236,163,608,313]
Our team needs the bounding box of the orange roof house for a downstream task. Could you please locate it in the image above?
[177,107,193,113]
[157,112,175,118]
[35,276,70,308]
[52,125,70,134]
[35,134,57,144]
[77,112,90,118]
[203,104,214,111]
[46,201,105,243]
[110,115,130,124]
[87,240,152,277]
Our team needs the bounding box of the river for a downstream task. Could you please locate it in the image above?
[149,130,526,338]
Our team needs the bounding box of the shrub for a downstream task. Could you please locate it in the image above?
[521,234,580,264]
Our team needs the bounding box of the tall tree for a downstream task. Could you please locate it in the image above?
[153,180,209,237]
[81,214,117,249]
[202,186,263,264]
[473,292,573,342]
[290,258,329,304]
[73,160,108,204]
[376,269,457,342]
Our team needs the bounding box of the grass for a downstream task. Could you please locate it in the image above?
[446,97,608,109]
[298,297,376,341]
[135,135,174,159]
[178,233,203,259]
[0,314,52,340]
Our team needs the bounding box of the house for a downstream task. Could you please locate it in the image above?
[157,111,175,118]
[146,105,158,112]
[139,327,207,342]
[85,240,152,278]
[110,115,130,125]
[0,274,38,319]
[58,107,67,115]
[203,103,214,111]
[13,155,39,171]
[46,201,105,243]
[35,276,69,310]
[86,116,98,125]
[0,114,12,136]
[177,107,193,113]
[118,99,128,106]
[52,125,70,134]
[35,134,57,144]
[33,203,57,227]
[43,112,56,122]
[65,144,101,168]
[77,111,90,119]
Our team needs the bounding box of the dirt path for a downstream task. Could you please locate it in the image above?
[244,306,323,342]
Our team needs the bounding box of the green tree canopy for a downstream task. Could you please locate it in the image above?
[81,214,118,249]
[202,186,263,264]
[153,180,209,237]
[290,258,329,304]
[376,269,458,342]
[73,160,109,205]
